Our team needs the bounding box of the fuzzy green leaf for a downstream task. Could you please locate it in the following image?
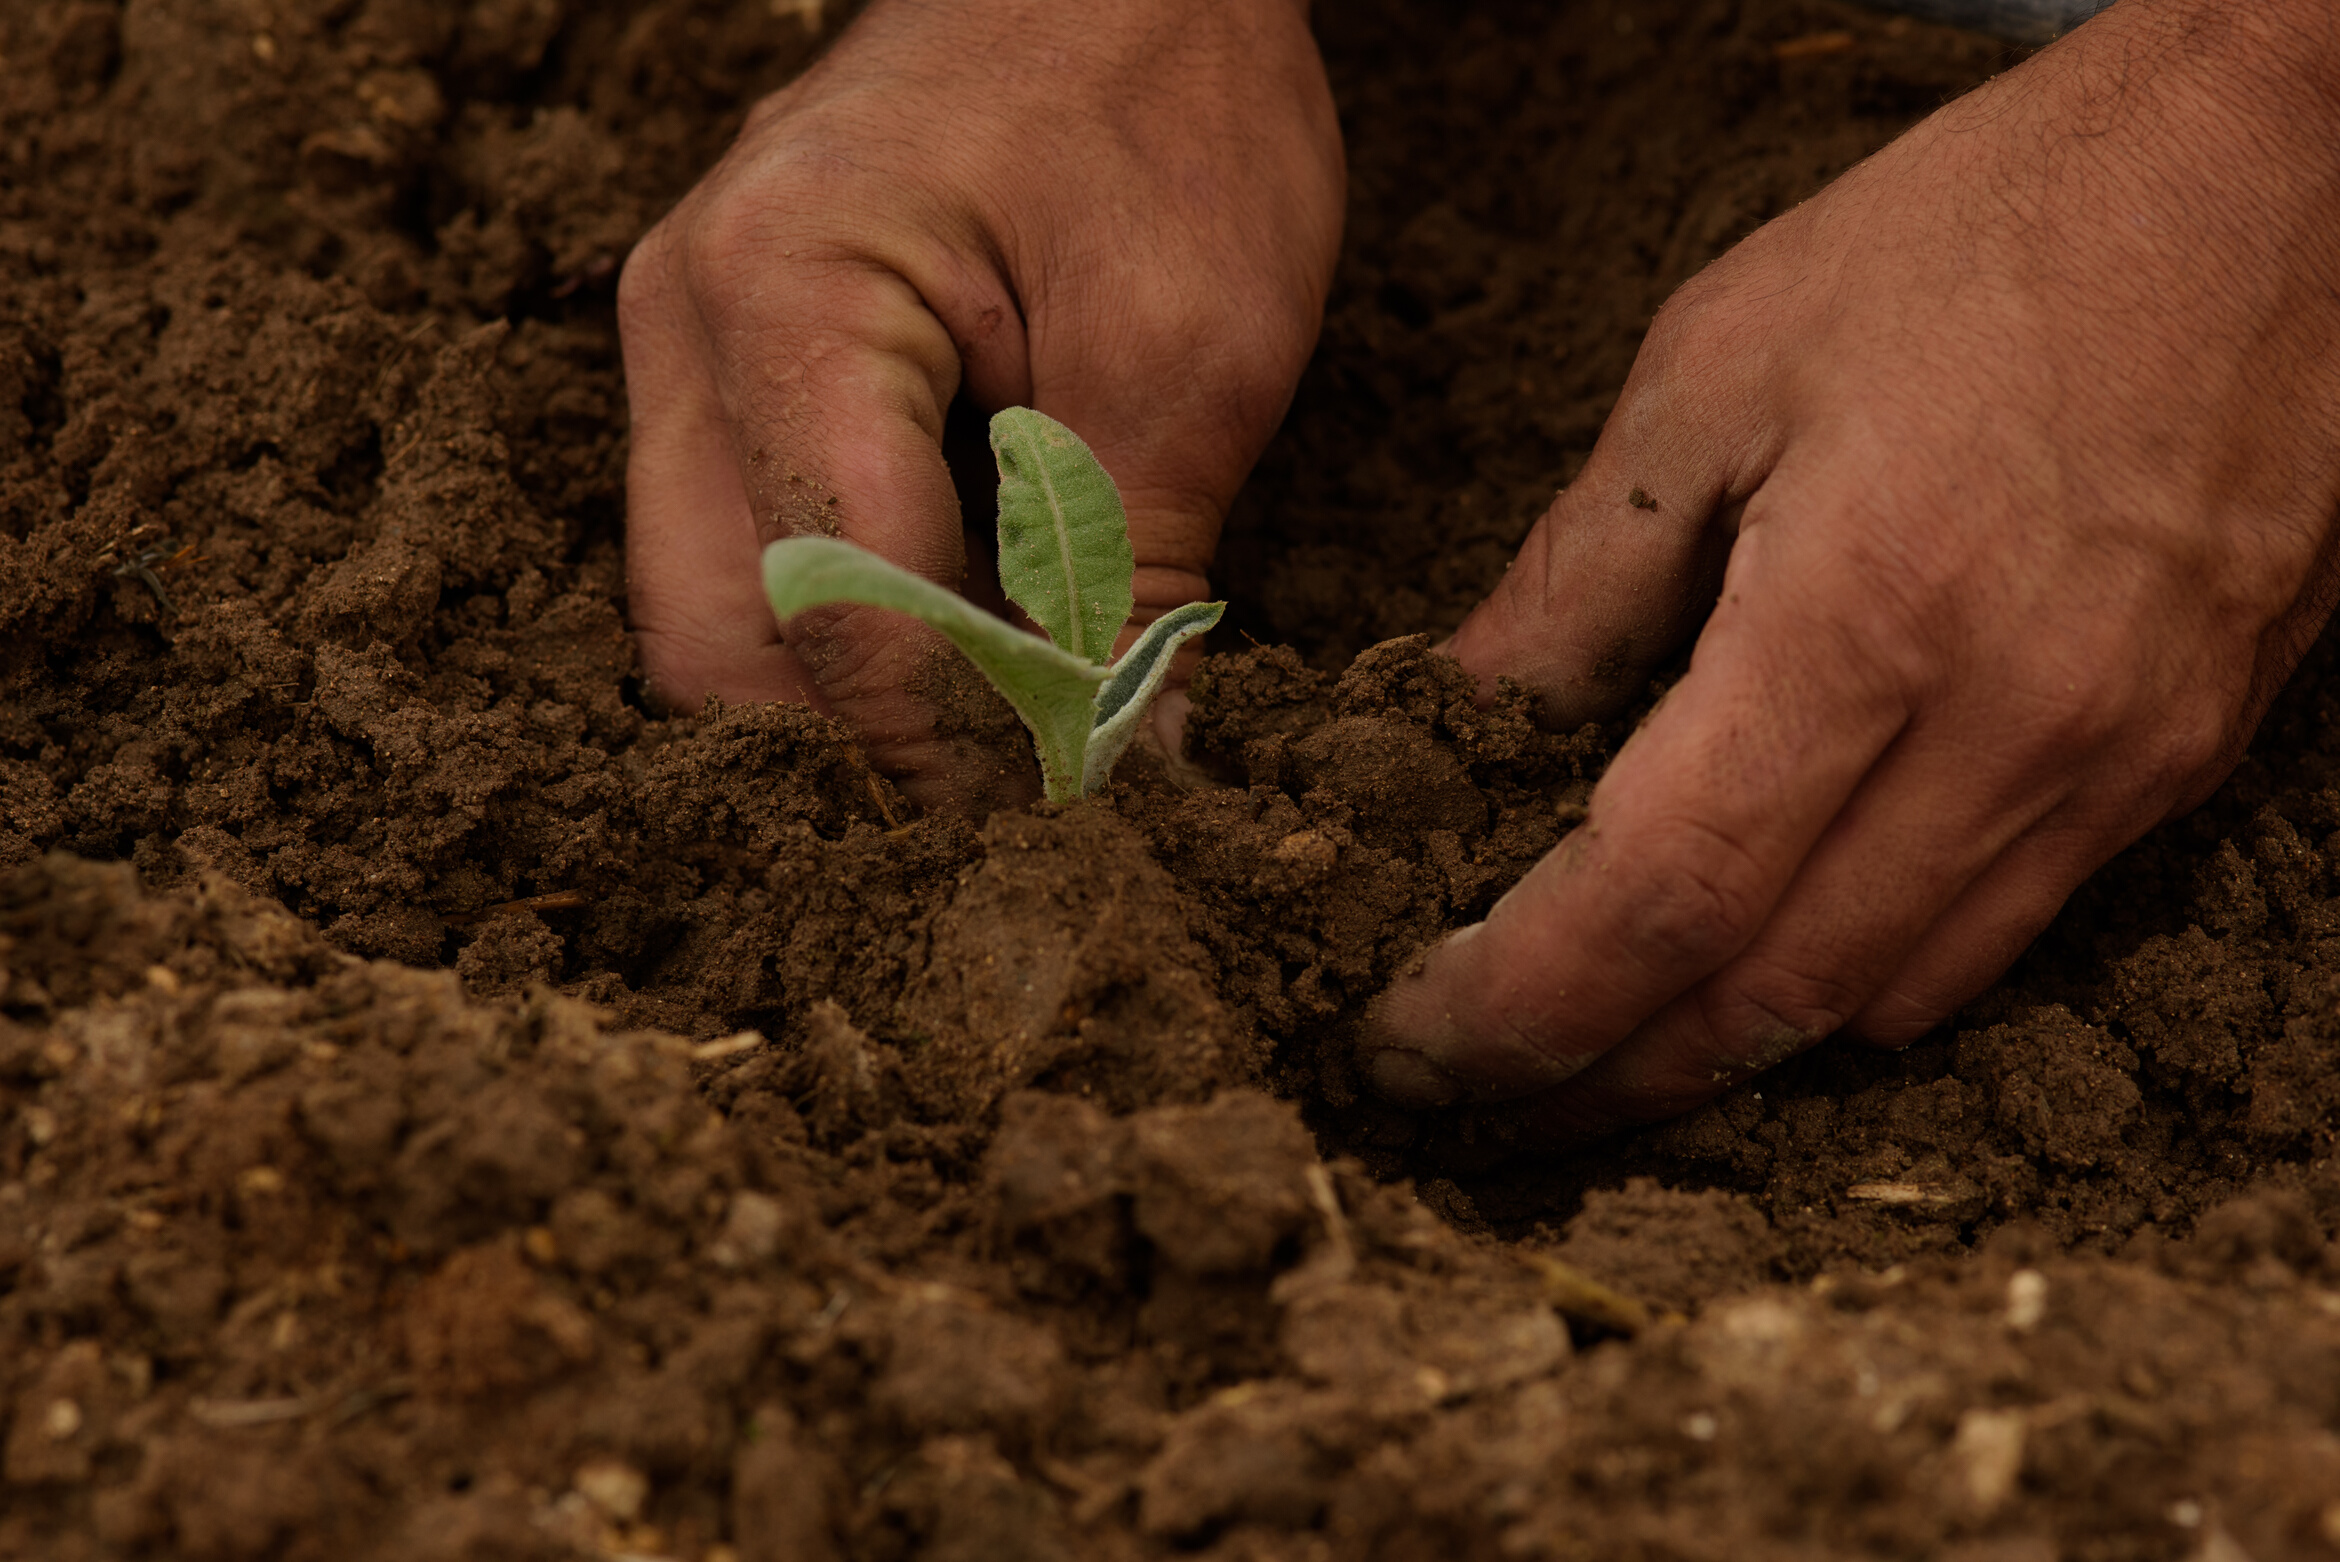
[1082,599,1224,792]
[989,408,1134,667]
[763,536,1104,801]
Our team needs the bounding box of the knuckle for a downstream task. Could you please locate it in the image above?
[1848,981,1958,1049]
[1641,274,1721,357]
[779,600,944,721]
[662,137,887,307]
[1967,631,2135,755]
[1848,1008,1941,1050]
[1478,1003,1597,1088]
[1126,561,1215,616]
[737,82,806,139]
[1637,267,1754,377]
[2140,694,2236,793]
[2022,676,2124,754]
[1697,961,1860,1067]
[778,600,882,683]
[674,194,793,304]
[615,224,679,332]
[1610,819,1771,975]
[1993,634,2237,791]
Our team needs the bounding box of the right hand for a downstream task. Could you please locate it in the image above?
[1358,0,2340,1136]
[619,0,1344,810]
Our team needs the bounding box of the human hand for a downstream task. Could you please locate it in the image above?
[1362,0,2340,1134]
[619,0,1342,809]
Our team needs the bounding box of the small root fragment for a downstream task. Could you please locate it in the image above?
[1521,1251,1657,1335]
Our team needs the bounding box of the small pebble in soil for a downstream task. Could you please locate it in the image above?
[2005,1268,2049,1331]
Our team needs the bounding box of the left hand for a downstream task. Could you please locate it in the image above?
[618,0,1342,812]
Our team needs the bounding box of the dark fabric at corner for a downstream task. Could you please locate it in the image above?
[1854,0,2119,43]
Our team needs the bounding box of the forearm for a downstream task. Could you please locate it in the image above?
[1985,0,2340,243]
[1873,0,2340,502]
[2135,0,2340,119]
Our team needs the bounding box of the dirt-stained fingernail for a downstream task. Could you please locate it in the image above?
[1361,1046,1462,1109]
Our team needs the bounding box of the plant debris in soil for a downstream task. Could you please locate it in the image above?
[5,1,2340,1559]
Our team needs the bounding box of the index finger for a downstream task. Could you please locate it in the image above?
[1358,524,1910,1106]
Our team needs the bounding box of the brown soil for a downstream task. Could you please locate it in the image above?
[5,2,2340,1558]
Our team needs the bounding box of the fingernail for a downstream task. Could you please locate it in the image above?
[1362,1047,1463,1109]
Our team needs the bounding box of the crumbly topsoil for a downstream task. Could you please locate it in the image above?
[5,2,2340,1559]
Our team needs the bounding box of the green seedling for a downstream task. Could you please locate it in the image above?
[762,408,1224,804]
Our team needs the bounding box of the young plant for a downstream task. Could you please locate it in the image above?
[762,408,1224,804]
